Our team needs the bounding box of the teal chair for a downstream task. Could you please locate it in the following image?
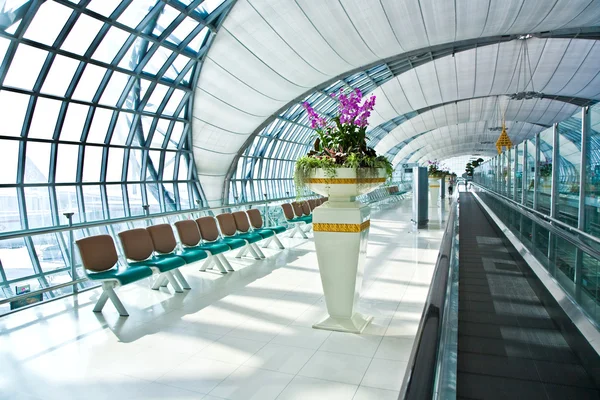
[245,209,285,249]
[217,213,264,260]
[175,219,232,274]
[76,234,153,316]
[281,203,309,239]
[147,223,209,287]
[196,216,245,272]
[118,228,187,293]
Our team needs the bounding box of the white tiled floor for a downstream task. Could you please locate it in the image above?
[0,197,448,400]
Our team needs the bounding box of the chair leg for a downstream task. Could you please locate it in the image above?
[105,284,129,316]
[218,254,234,271]
[93,288,110,313]
[151,275,166,290]
[299,224,308,239]
[200,257,213,271]
[236,246,248,258]
[271,234,285,249]
[212,254,228,274]
[252,243,266,258]
[172,269,191,290]
[165,271,183,293]
[246,243,261,260]
[262,236,273,248]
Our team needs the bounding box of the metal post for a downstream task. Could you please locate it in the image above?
[547,124,559,272]
[534,132,540,210]
[63,212,77,294]
[550,123,559,219]
[195,199,202,218]
[142,204,150,227]
[507,149,512,198]
[263,193,269,227]
[575,107,590,300]
[522,141,528,205]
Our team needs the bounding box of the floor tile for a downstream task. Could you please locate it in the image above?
[374,337,414,361]
[209,365,293,400]
[320,331,383,358]
[155,356,238,394]
[353,385,400,400]
[197,336,266,365]
[277,375,358,400]
[243,343,315,374]
[361,358,407,391]
[270,325,331,350]
[298,351,372,385]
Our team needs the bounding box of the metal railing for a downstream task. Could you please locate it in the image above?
[399,199,459,400]
[471,183,600,262]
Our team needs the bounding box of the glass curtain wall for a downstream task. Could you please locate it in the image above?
[0,0,232,312]
[473,103,600,323]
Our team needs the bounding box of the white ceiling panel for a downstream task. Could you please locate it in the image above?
[192,0,600,203]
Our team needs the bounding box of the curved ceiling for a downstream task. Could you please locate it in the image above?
[192,0,600,203]
[378,96,579,158]
[370,37,600,154]
[393,121,544,163]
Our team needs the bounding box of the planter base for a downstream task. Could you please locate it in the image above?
[313,312,373,334]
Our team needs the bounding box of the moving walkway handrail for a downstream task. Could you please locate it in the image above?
[399,199,458,400]
[472,183,600,261]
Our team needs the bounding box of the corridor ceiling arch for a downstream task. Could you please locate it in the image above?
[193,0,600,203]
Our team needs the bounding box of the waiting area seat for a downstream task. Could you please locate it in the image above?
[76,234,154,316]
[175,218,232,274]
[246,208,286,249]
[118,228,189,293]
[217,213,265,260]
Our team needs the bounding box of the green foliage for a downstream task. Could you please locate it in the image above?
[465,158,484,176]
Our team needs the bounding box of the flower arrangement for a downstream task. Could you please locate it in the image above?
[294,89,393,193]
[428,160,451,178]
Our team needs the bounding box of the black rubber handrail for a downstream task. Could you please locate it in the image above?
[399,199,458,400]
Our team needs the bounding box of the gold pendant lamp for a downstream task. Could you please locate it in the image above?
[495,117,512,154]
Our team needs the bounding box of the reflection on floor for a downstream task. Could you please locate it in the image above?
[0,197,449,400]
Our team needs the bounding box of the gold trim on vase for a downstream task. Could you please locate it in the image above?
[313,220,370,233]
[306,177,386,184]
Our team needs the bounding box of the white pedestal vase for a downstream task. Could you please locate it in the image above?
[428,177,441,205]
[305,168,386,333]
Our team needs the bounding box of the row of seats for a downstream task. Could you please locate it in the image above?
[281,197,327,238]
[75,209,286,316]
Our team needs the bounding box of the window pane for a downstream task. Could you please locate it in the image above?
[82,185,104,221]
[87,108,113,143]
[61,14,103,56]
[82,146,103,182]
[72,64,106,102]
[3,44,48,90]
[92,26,130,64]
[24,187,53,229]
[0,238,36,282]
[0,140,19,184]
[0,188,22,232]
[55,144,80,183]
[41,55,80,97]
[28,98,61,139]
[0,91,29,137]
[106,184,125,218]
[106,147,124,181]
[32,234,67,273]
[24,1,72,46]
[25,141,51,183]
[557,118,581,228]
[586,104,600,235]
[127,184,144,215]
[55,186,81,224]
